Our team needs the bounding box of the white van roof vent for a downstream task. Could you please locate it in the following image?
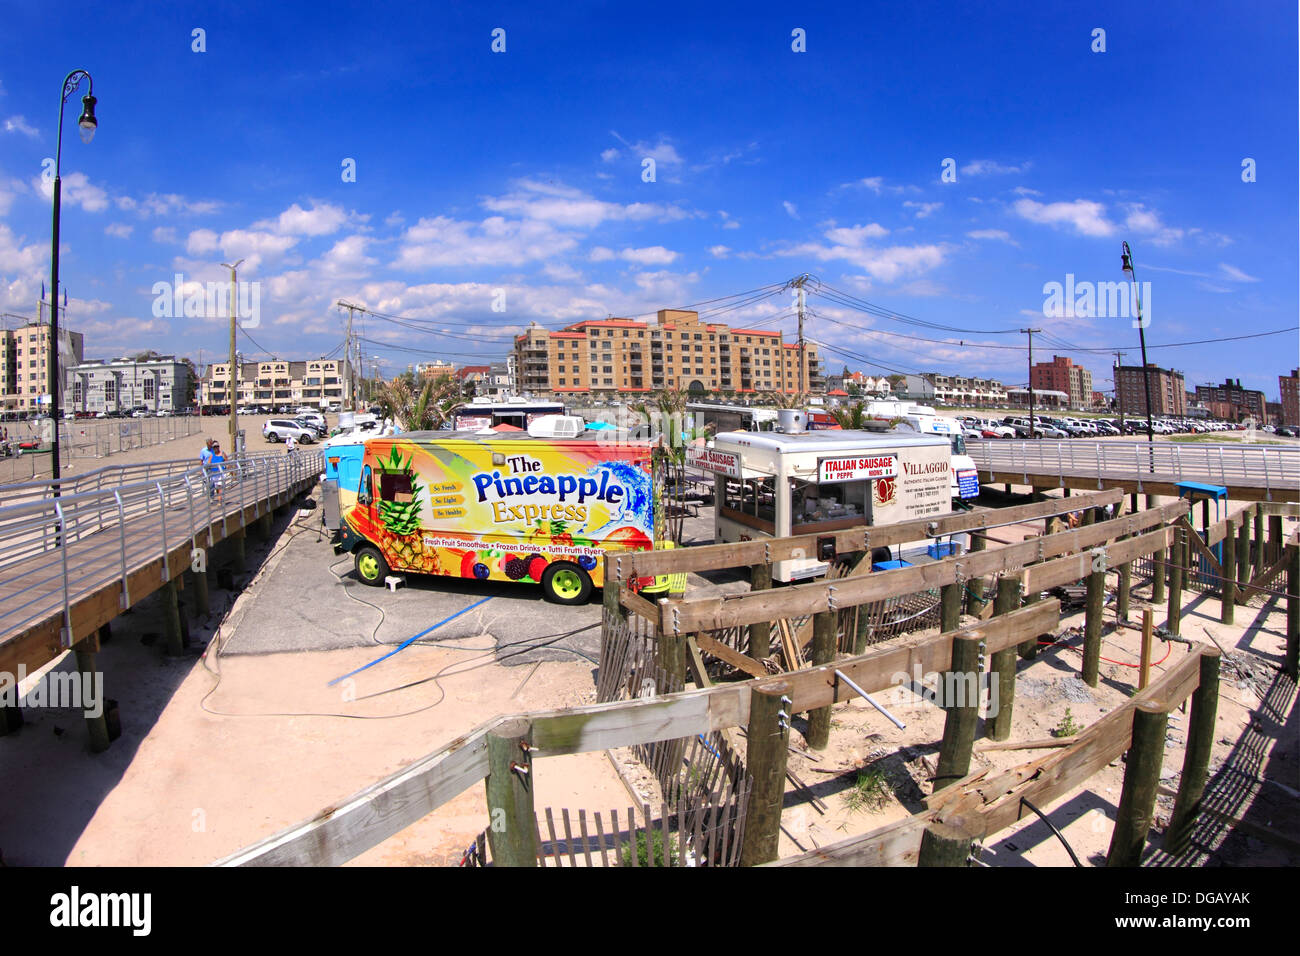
[527,415,586,439]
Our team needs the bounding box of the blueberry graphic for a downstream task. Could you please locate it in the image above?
[578,555,597,571]
[473,562,491,579]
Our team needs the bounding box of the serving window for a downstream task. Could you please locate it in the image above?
[719,476,776,532]
[791,478,869,533]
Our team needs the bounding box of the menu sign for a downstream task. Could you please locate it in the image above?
[817,454,898,483]
[687,446,743,479]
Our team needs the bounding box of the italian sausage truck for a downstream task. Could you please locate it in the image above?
[336,426,656,604]
[695,428,954,582]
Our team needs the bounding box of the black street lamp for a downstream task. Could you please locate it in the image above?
[1121,241,1156,470]
[49,69,98,490]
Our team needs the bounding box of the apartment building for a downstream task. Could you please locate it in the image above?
[0,321,85,411]
[67,356,190,414]
[201,358,352,409]
[513,309,824,396]
[1194,378,1265,424]
[1115,364,1187,417]
[1277,369,1298,426]
[923,373,1008,407]
[1030,356,1093,410]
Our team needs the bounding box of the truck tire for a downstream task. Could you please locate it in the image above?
[541,562,592,605]
[355,545,390,587]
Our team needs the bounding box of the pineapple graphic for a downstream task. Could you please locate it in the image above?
[374,446,434,572]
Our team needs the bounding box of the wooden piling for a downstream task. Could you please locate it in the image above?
[1106,702,1169,867]
[1253,510,1265,579]
[1082,566,1105,688]
[1287,544,1298,681]
[1018,585,1041,660]
[1165,525,1183,637]
[1151,542,1166,603]
[657,627,686,697]
[940,582,962,634]
[162,578,185,655]
[73,640,111,755]
[1166,650,1221,856]
[190,567,210,618]
[232,527,247,573]
[259,511,273,539]
[1117,561,1131,623]
[740,681,791,867]
[602,554,628,624]
[1236,516,1249,588]
[917,817,973,867]
[1139,609,1154,691]
[750,563,773,659]
[965,532,988,616]
[484,718,538,867]
[1220,518,1236,625]
[805,611,838,750]
[987,577,1021,741]
[1268,515,1284,565]
[934,634,982,790]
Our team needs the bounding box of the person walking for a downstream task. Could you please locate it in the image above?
[200,438,215,469]
[285,433,297,456]
[208,442,226,502]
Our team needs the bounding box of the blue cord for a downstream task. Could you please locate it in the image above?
[327,595,494,686]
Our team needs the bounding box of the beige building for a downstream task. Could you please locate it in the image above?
[0,320,85,411]
[200,358,353,409]
[514,309,823,397]
[1116,364,1187,417]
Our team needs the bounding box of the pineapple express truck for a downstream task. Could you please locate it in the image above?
[336,432,656,603]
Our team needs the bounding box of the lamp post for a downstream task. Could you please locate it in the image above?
[221,260,244,454]
[49,69,98,489]
[1121,241,1156,470]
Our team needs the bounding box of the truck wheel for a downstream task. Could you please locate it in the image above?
[541,562,592,605]
[355,546,390,586]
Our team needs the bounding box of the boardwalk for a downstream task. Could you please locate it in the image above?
[969,439,1300,502]
[0,452,320,678]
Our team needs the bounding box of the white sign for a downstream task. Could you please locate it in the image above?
[687,446,742,479]
[818,454,898,483]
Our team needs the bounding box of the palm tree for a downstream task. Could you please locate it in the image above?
[762,389,808,410]
[375,373,462,431]
[829,401,867,430]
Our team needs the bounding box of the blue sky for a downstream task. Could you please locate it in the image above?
[0,0,1295,398]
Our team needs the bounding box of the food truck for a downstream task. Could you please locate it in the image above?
[335,425,656,604]
[697,429,954,582]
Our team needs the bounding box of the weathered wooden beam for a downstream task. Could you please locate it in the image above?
[1082,566,1105,688]
[934,634,983,790]
[917,818,974,867]
[73,639,111,754]
[1166,524,1184,636]
[623,488,1124,577]
[695,632,766,679]
[987,577,1021,741]
[1221,518,1236,624]
[940,582,962,634]
[749,562,773,659]
[804,611,838,749]
[1287,545,1298,681]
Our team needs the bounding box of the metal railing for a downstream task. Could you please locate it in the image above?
[968,440,1300,495]
[0,451,322,650]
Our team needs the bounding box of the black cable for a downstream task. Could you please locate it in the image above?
[1019,797,1084,867]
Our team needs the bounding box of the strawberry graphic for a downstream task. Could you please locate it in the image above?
[527,555,548,581]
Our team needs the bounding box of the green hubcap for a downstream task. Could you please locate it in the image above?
[358,553,380,580]
[552,569,583,599]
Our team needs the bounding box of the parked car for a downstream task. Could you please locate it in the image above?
[296,412,327,433]
[263,419,316,444]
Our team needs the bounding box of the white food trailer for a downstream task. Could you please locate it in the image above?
[694,429,955,582]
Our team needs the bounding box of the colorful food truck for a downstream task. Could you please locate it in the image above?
[336,429,656,603]
[698,429,954,582]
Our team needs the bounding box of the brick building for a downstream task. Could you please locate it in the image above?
[1280,369,1299,427]
[1194,379,1266,425]
[1115,364,1187,417]
[514,309,823,396]
[1030,355,1093,410]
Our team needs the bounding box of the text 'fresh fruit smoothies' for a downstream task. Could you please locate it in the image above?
[336,430,656,603]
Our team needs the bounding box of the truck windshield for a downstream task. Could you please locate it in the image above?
[950,435,966,456]
[791,478,867,531]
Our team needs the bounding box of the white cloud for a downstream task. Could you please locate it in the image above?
[3,115,38,138]
[1217,263,1258,283]
[1122,204,1184,246]
[255,201,359,237]
[600,147,619,162]
[152,226,177,244]
[903,201,942,219]
[33,171,109,212]
[589,245,678,265]
[719,210,740,230]
[131,193,221,218]
[782,201,799,219]
[483,179,691,229]
[0,176,23,216]
[395,215,577,269]
[709,245,731,258]
[966,229,1017,245]
[1012,198,1115,237]
[780,223,945,283]
[1011,186,1041,196]
[825,223,889,245]
[104,222,133,239]
[185,229,220,255]
[961,159,1026,177]
[846,176,884,194]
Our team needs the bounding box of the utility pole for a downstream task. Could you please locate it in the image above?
[337,300,363,411]
[789,274,811,397]
[221,259,244,452]
[1021,328,1042,436]
[1113,350,1128,430]
[1121,242,1156,470]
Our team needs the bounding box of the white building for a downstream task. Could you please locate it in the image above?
[68,356,190,415]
